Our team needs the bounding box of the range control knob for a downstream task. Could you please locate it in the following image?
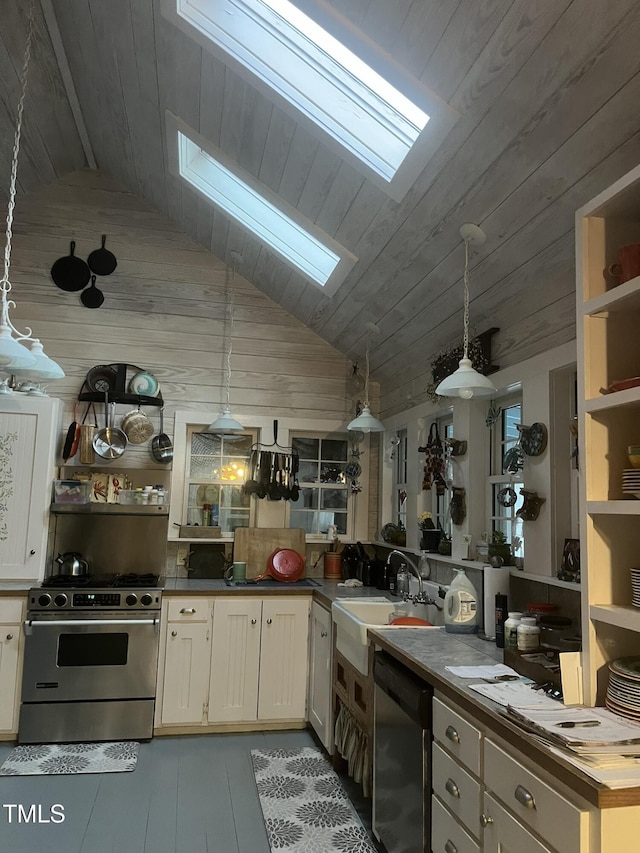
[140,594,153,607]
[54,594,68,608]
[125,594,138,607]
[38,593,52,607]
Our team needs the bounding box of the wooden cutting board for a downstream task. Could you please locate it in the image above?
[233,527,306,578]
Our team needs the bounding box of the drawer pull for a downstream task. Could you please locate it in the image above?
[180,608,196,614]
[321,631,328,637]
[445,778,460,798]
[444,841,458,853]
[266,618,273,625]
[171,630,177,637]
[6,633,13,640]
[445,725,460,744]
[514,784,536,810]
[251,618,257,625]
[480,814,494,827]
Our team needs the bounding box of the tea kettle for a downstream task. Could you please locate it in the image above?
[54,552,89,576]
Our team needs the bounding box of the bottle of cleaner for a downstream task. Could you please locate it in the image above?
[444,568,479,634]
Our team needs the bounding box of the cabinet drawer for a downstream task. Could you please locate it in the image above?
[433,695,482,776]
[484,739,589,852]
[432,742,481,836]
[432,795,479,853]
[0,599,24,623]
[166,598,210,622]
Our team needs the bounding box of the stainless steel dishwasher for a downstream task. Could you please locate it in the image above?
[373,650,432,853]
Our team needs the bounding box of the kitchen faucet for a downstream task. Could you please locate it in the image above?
[386,550,440,607]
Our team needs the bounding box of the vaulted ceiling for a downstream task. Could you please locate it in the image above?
[2,1,640,413]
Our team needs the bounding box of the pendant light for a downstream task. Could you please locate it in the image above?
[348,323,384,433]
[201,252,244,434]
[0,1,64,380]
[435,223,495,399]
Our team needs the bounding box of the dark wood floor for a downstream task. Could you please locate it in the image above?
[0,729,373,853]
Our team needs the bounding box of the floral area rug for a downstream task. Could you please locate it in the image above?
[0,742,139,775]
[251,746,376,853]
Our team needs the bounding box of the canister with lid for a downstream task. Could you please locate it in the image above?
[517,616,540,651]
[504,612,523,649]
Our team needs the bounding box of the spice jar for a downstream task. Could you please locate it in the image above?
[517,616,540,651]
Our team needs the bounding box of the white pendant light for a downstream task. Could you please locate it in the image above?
[0,2,64,380]
[436,223,496,399]
[201,253,244,435]
[348,323,384,433]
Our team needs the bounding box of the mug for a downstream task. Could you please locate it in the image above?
[224,561,247,582]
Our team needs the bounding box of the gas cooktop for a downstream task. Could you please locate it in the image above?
[42,572,161,589]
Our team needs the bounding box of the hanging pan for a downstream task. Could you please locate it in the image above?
[93,393,127,461]
[51,241,91,292]
[81,275,104,309]
[87,235,117,276]
[61,403,80,461]
[151,407,173,464]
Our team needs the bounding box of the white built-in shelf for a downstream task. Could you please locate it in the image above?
[510,569,581,591]
[584,385,640,413]
[587,500,640,515]
[590,604,640,631]
[51,503,169,516]
[583,275,640,316]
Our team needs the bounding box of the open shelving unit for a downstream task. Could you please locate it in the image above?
[576,163,640,705]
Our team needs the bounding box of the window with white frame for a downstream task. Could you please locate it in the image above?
[488,398,524,559]
[289,435,350,535]
[185,429,254,532]
[392,429,408,531]
[434,418,454,535]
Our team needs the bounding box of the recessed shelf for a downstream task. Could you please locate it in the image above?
[583,275,640,316]
[587,501,640,515]
[584,386,640,413]
[510,570,581,591]
[51,503,169,516]
[590,604,640,631]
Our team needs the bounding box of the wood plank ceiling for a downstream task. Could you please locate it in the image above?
[1,0,640,416]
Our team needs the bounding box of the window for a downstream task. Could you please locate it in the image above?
[172,125,356,294]
[434,418,454,535]
[163,0,458,200]
[290,435,349,535]
[185,429,254,532]
[392,430,408,531]
[488,398,524,560]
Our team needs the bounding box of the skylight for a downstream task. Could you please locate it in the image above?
[165,0,438,190]
[176,128,354,290]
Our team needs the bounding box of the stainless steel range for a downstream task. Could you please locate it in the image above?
[18,573,162,744]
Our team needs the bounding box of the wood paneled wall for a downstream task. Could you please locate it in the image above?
[9,170,377,474]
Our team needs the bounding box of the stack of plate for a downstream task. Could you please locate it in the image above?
[606,657,640,720]
[631,568,640,607]
[622,469,640,498]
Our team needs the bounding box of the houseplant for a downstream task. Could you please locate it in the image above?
[419,513,441,552]
[488,530,513,565]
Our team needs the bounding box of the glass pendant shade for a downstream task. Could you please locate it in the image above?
[0,324,36,370]
[347,404,384,433]
[10,339,64,379]
[435,357,496,399]
[201,406,244,435]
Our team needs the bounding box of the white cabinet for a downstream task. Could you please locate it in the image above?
[0,598,25,734]
[481,792,553,853]
[160,598,213,725]
[0,396,60,580]
[158,595,310,729]
[307,600,333,751]
[576,163,640,702]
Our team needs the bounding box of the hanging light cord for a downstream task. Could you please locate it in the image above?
[222,260,235,409]
[462,236,470,360]
[363,337,371,408]
[1,0,35,338]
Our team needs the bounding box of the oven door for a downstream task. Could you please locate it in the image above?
[21,611,160,703]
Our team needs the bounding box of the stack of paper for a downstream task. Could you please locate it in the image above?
[506,705,640,753]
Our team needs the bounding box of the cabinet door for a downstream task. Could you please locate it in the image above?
[0,611,23,732]
[308,601,333,750]
[482,792,552,853]
[258,597,310,720]
[0,397,59,580]
[208,598,262,722]
[161,621,211,725]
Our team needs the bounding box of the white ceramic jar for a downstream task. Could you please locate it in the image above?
[517,616,540,651]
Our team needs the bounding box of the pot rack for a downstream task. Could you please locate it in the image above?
[77,362,163,407]
[251,419,295,454]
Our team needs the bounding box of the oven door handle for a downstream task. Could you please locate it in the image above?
[24,618,159,634]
